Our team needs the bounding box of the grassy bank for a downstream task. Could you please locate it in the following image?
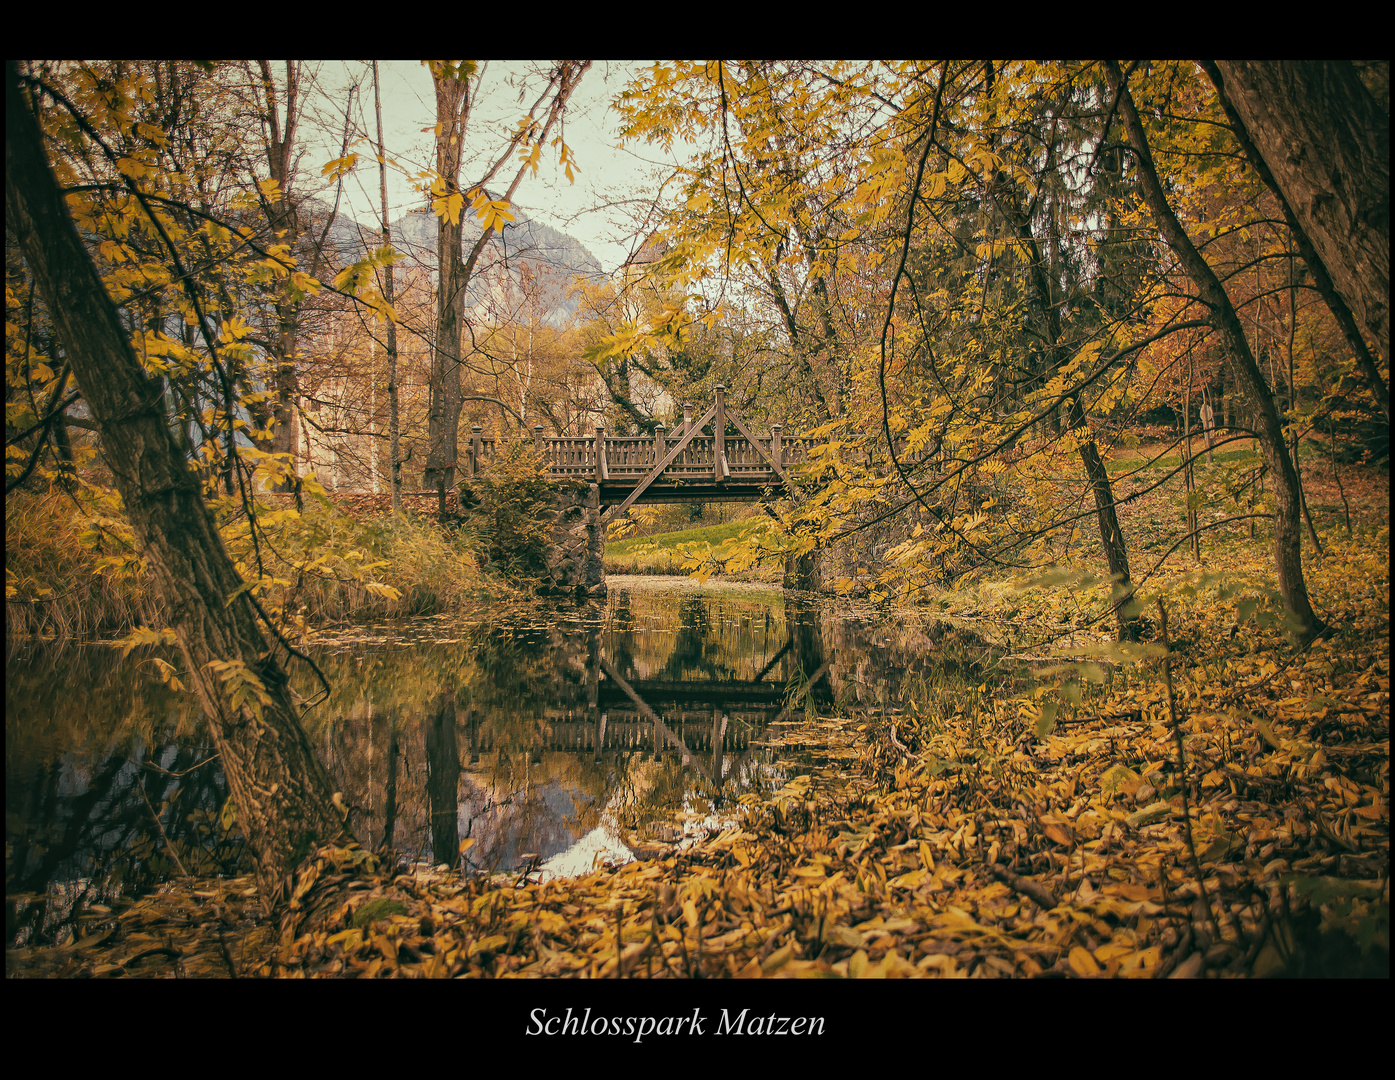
[5,491,161,640]
[5,489,532,642]
[605,519,780,579]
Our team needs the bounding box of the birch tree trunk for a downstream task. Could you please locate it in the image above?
[371,61,403,512]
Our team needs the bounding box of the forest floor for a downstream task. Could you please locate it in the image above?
[7,442,1388,979]
[1099,435,1387,576]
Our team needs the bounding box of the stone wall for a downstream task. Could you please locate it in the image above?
[537,481,606,599]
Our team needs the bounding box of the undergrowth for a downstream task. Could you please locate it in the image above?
[5,490,159,639]
[5,487,529,642]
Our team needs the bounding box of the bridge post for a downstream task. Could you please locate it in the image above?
[654,422,666,467]
[714,385,726,483]
[470,424,483,478]
[682,402,692,436]
[771,423,782,469]
[593,423,607,482]
[533,423,545,462]
[586,481,606,597]
[712,708,726,783]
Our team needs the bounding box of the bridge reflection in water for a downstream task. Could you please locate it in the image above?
[425,596,834,875]
[453,621,829,790]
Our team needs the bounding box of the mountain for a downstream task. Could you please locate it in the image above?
[389,207,601,277]
[311,198,604,326]
[394,208,603,326]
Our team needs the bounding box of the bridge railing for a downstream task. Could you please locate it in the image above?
[463,433,897,477]
[455,385,933,484]
[535,436,596,477]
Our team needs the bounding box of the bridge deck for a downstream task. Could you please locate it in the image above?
[453,386,928,509]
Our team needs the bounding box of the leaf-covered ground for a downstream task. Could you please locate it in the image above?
[11,527,1386,979]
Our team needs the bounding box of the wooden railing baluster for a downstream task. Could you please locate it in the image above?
[457,402,820,511]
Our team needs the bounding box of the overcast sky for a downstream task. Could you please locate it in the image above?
[298,61,696,274]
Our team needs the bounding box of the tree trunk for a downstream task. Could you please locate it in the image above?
[1211,61,1389,368]
[50,380,77,491]
[1072,401,1141,639]
[423,62,590,491]
[1107,62,1325,640]
[424,73,470,494]
[990,168,1142,640]
[371,61,403,513]
[767,267,834,422]
[1202,61,1389,425]
[254,62,304,484]
[6,61,344,904]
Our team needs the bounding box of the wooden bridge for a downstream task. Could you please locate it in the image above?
[458,386,815,516]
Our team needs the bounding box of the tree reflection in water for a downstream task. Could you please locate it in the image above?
[9,586,980,945]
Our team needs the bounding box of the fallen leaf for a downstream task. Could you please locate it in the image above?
[1069,945,1100,976]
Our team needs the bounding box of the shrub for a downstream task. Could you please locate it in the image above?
[5,485,530,642]
[461,439,552,576]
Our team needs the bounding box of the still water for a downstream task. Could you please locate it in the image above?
[6,580,988,946]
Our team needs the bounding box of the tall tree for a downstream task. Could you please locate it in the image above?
[422,60,590,492]
[613,61,901,426]
[6,60,344,900]
[371,60,404,512]
[1210,61,1389,369]
[1203,61,1390,424]
[251,61,306,474]
[1105,60,1325,641]
[249,62,358,487]
[986,156,1141,639]
[423,63,470,494]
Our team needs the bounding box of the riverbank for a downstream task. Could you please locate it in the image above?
[4,488,538,642]
[604,574,787,601]
[10,532,1386,978]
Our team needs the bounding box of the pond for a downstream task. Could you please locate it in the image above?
[6,579,996,948]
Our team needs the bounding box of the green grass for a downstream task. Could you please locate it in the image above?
[605,520,763,576]
[1107,444,1260,475]
[607,519,753,557]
